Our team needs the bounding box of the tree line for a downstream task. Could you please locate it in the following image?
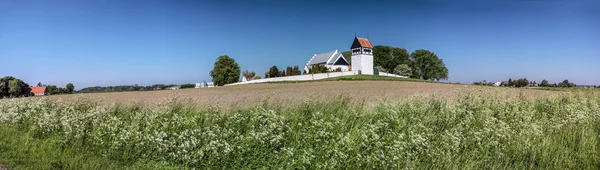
[341,46,448,81]
[473,78,578,88]
[78,84,196,93]
[0,76,74,98]
[210,46,450,86]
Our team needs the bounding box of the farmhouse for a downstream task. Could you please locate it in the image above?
[304,50,350,73]
[30,86,47,96]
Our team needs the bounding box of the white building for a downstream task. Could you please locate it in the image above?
[304,50,350,73]
[351,37,374,75]
[195,81,215,88]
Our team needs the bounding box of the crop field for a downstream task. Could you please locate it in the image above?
[2,81,600,169]
[43,81,556,108]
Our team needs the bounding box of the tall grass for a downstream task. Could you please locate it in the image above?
[1,90,600,169]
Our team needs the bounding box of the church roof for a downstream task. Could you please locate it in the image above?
[328,53,347,65]
[351,37,373,49]
[307,50,338,65]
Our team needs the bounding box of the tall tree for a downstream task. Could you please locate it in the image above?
[0,76,30,98]
[410,49,449,81]
[540,80,549,87]
[373,46,410,72]
[268,66,280,78]
[66,83,75,93]
[210,55,241,86]
[8,80,22,97]
[37,82,42,87]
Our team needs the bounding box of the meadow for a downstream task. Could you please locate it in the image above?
[1,81,599,169]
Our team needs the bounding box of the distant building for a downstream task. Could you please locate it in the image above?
[304,50,350,73]
[494,82,502,86]
[169,85,181,90]
[196,81,215,88]
[30,86,47,96]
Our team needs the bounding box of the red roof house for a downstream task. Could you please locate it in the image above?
[30,86,47,96]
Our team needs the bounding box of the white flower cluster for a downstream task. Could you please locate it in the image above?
[1,90,600,169]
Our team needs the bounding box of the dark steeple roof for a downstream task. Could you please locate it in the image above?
[351,37,373,49]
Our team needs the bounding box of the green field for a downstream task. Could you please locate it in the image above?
[1,87,600,169]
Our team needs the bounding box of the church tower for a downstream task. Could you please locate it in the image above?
[350,37,374,75]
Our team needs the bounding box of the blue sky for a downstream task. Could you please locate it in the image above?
[1,0,599,89]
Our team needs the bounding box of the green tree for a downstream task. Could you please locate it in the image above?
[268,66,280,78]
[558,79,575,88]
[8,80,22,97]
[309,64,328,74]
[0,76,30,97]
[374,46,410,72]
[410,49,449,81]
[341,51,352,64]
[66,83,75,93]
[210,55,241,86]
[393,64,412,77]
[540,80,549,87]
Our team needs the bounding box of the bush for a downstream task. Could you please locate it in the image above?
[180,84,195,89]
[393,64,412,76]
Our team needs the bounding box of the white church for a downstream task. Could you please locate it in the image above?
[305,37,374,75]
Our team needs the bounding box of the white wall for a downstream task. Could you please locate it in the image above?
[351,54,373,75]
[224,71,407,86]
[360,54,373,75]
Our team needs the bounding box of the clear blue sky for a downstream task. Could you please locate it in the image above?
[1,0,599,89]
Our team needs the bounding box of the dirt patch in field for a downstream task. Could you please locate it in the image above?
[42,81,560,108]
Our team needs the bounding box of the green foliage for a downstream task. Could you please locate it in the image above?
[210,55,241,86]
[472,80,492,86]
[308,64,328,74]
[8,80,22,96]
[558,79,576,88]
[538,80,548,87]
[180,84,195,89]
[77,84,177,93]
[292,66,301,76]
[410,49,448,81]
[341,51,352,64]
[373,46,410,72]
[66,83,74,93]
[513,78,529,87]
[0,76,31,98]
[393,64,412,76]
[268,66,280,78]
[3,91,600,169]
